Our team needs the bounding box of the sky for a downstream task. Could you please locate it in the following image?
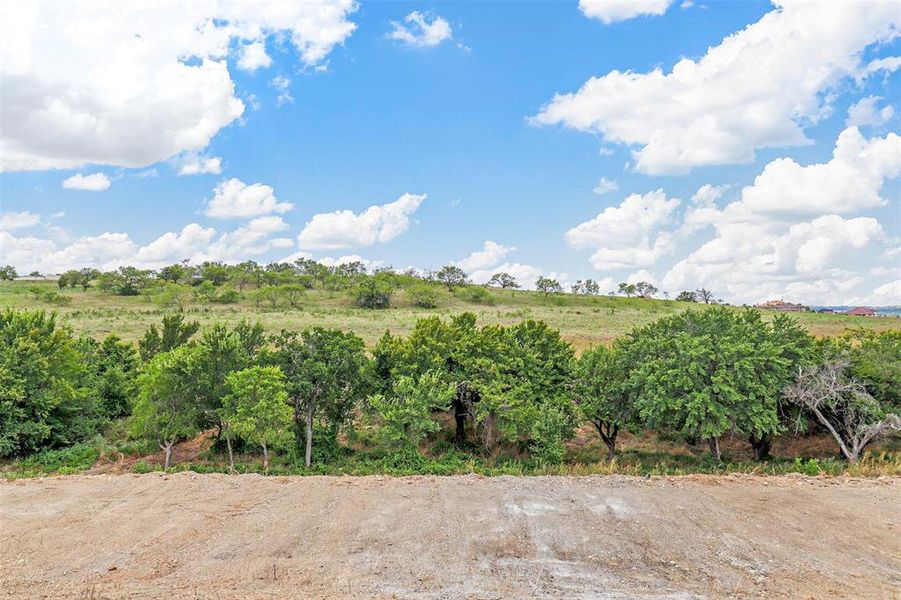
[0,0,899,305]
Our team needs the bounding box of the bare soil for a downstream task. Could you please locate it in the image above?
[1,473,899,599]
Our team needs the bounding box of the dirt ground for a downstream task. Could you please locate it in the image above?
[1,474,898,599]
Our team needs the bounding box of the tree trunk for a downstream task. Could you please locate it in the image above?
[749,434,772,461]
[225,431,235,473]
[159,440,174,469]
[707,436,722,462]
[305,401,314,468]
[594,421,619,461]
[262,442,269,473]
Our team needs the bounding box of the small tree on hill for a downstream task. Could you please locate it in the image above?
[222,366,292,472]
[617,282,637,297]
[436,265,467,291]
[0,266,17,281]
[676,290,696,302]
[488,272,519,293]
[536,277,562,297]
[634,281,658,298]
[696,287,714,304]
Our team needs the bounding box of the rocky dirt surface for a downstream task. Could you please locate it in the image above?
[1,473,898,599]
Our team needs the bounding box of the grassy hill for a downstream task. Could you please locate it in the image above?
[3,280,897,349]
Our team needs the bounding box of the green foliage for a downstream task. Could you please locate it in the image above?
[222,366,292,468]
[131,345,203,462]
[536,276,562,297]
[266,327,369,465]
[572,343,636,459]
[435,265,467,291]
[0,310,99,456]
[487,272,519,291]
[353,278,392,309]
[459,285,494,305]
[138,313,199,361]
[0,265,17,281]
[530,404,570,464]
[29,286,71,305]
[97,266,153,296]
[370,371,454,452]
[676,290,697,302]
[148,283,190,310]
[621,307,811,458]
[76,335,140,419]
[407,282,439,308]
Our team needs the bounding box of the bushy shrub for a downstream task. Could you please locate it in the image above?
[407,283,438,308]
[354,278,392,309]
[459,285,494,305]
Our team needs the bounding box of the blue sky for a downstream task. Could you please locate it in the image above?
[0,0,899,305]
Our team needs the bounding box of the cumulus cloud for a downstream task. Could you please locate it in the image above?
[565,189,680,270]
[592,177,618,195]
[62,173,111,191]
[0,218,295,273]
[578,0,673,24]
[846,96,895,128]
[659,127,900,304]
[453,241,516,272]
[204,178,294,219]
[388,11,453,47]
[0,211,41,230]
[533,2,901,174]
[297,193,426,250]
[238,40,272,72]
[725,127,901,217]
[691,184,730,205]
[0,1,358,171]
[178,154,223,176]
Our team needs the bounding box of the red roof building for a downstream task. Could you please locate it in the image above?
[846,306,877,317]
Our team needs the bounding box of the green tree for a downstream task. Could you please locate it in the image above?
[572,344,636,460]
[266,328,369,467]
[488,272,519,293]
[138,313,199,361]
[132,346,203,468]
[406,282,439,308]
[617,282,637,297]
[621,308,799,461]
[353,278,392,309]
[0,265,17,281]
[369,371,454,453]
[0,310,97,457]
[436,265,467,291]
[221,366,292,472]
[76,334,140,419]
[536,277,563,297]
[676,290,697,302]
[281,283,306,308]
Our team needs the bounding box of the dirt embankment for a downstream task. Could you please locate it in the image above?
[1,474,898,599]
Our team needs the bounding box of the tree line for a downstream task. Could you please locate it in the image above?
[1,307,897,469]
[3,260,714,310]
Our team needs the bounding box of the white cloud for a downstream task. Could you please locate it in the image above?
[0,218,296,273]
[726,127,901,217]
[847,280,901,306]
[318,254,383,270]
[238,40,272,72]
[0,211,41,230]
[453,241,516,272]
[565,189,680,270]
[691,184,730,205]
[578,0,673,24]
[846,96,894,128]
[297,192,426,250]
[62,172,111,191]
[178,154,223,176]
[388,11,453,48]
[204,178,294,219]
[533,2,901,174]
[592,177,618,195]
[271,75,294,105]
[0,1,357,171]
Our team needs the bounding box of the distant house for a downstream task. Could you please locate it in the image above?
[757,299,809,312]
[846,306,877,317]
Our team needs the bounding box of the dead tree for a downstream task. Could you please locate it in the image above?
[784,361,900,463]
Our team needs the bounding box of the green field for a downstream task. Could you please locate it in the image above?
[3,279,897,349]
